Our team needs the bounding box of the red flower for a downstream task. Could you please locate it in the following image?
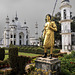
[70,62,75,64]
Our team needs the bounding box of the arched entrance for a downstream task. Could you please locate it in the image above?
[19,32,24,45]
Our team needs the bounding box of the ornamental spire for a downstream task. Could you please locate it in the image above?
[15,12,18,21]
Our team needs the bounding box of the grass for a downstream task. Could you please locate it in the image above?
[4,50,41,60]
[5,50,8,54]
[4,55,9,60]
[18,52,40,57]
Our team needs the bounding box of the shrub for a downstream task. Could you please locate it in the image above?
[0,48,5,60]
[9,47,18,69]
[0,59,10,69]
[17,56,31,75]
[59,51,75,74]
[71,51,75,58]
[59,68,70,75]
[53,49,60,53]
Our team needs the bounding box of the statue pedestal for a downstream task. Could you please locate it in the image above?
[35,57,61,75]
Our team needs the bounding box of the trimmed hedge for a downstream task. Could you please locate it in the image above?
[9,47,18,69]
[17,56,31,74]
[0,48,5,60]
[19,46,60,54]
[9,47,32,74]
[19,46,44,54]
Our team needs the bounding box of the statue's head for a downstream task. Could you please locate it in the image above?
[45,14,51,22]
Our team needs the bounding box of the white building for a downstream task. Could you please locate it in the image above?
[30,22,40,46]
[1,14,29,47]
[60,0,75,52]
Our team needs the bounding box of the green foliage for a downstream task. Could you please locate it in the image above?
[19,46,44,54]
[53,12,61,41]
[0,48,5,61]
[9,47,18,69]
[53,49,60,53]
[19,46,61,55]
[59,51,75,74]
[9,47,32,74]
[31,58,36,63]
[17,56,31,74]
[59,68,70,75]
[71,16,75,32]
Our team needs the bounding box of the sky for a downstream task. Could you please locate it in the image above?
[0,0,75,38]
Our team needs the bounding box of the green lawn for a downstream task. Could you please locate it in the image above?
[4,55,9,60]
[5,50,8,54]
[18,52,40,57]
[4,50,41,60]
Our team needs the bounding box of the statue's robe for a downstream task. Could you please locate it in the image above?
[43,21,57,48]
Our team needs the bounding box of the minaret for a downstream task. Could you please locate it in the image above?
[59,0,72,52]
[4,16,10,47]
[6,16,9,30]
[35,22,38,40]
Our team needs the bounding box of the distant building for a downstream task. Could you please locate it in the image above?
[60,0,75,52]
[29,22,40,46]
[0,14,29,47]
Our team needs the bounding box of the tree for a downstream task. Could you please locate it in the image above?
[71,16,75,32]
[52,12,61,48]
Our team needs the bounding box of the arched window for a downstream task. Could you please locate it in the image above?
[26,40,28,45]
[14,41,16,45]
[19,40,21,45]
[19,35,21,39]
[14,34,16,38]
[64,9,66,19]
[11,34,13,38]
[70,12,72,19]
[10,41,12,44]
[19,32,24,45]
[26,35,28,39]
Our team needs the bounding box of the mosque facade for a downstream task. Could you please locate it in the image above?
[1,14,29,47]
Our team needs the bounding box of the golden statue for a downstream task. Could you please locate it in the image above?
[42,14,57,59]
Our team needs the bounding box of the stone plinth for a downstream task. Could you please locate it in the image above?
[35,57,61,75]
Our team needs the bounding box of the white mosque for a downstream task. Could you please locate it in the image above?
[0,14,40,47]
[2,14,30,47]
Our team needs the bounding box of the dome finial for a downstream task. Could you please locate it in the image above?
[15,11,18,21]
